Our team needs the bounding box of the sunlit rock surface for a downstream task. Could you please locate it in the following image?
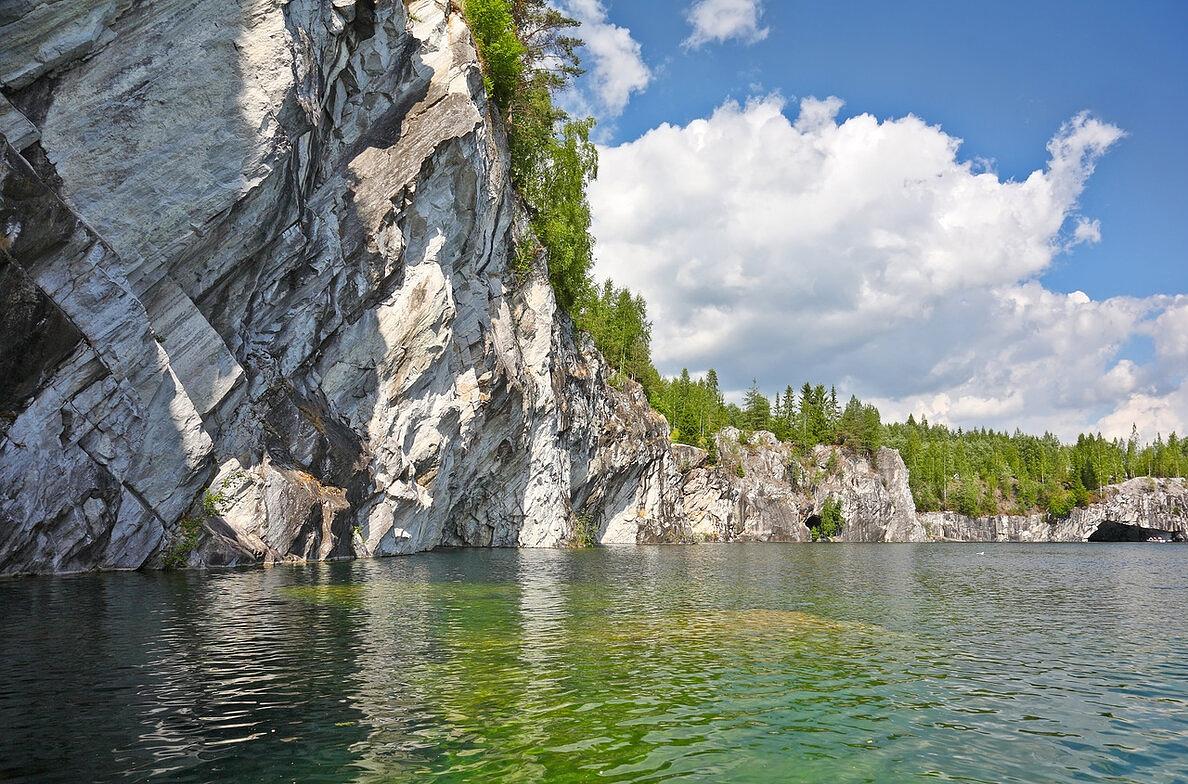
[920,478,1188,542]
[0,0,683,574]
[674,428,922,543]
[3,1,1186,574]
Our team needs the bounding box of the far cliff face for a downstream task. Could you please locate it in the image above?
[0,0,680,574]
[920,478,1188,543]
[669,428,924,544]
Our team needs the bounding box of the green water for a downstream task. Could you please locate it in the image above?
[2,544,1186,783]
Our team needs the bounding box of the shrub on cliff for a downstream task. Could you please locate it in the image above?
[812,497,844,540]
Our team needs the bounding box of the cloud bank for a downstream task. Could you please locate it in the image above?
[588,95,1188,440]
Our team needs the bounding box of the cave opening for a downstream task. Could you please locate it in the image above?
[1087,521,1184,543]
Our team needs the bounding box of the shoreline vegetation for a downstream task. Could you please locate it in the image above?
[461,0,1188,521]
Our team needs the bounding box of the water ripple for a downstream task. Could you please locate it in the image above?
[1,544,1186,783]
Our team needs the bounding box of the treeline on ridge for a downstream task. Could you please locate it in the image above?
[655,368,1188,518]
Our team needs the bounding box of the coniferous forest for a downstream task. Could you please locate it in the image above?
[652,369,1188,518]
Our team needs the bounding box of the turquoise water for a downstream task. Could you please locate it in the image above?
[1,544,1186,783]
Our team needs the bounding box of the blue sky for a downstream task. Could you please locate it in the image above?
[564,0,1188,438]
[594,0,1188,300]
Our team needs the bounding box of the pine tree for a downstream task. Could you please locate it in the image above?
[743,380,771,432]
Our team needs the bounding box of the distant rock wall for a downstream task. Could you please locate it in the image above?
[920,478,1188,542]
[674,431,1188,546]
[669,428,923,543]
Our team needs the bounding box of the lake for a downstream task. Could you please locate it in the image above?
[1,544,1186,783]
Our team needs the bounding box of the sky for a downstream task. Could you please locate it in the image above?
[557,0,1188,441]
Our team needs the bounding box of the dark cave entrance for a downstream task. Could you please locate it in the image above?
[1087,521,1184,542]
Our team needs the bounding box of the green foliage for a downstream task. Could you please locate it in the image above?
[571,513,599,548]
[885,418,1188,518]
[825,451,840,476]
[165,485,228,568]
[201,490,225,518]
[835,395,882,456]
[461,0,527,110]
[512,229,540,277]
[163,516,203,570]
[653,368,727,450]
[811,497,844,541]
[742,381,771,432]
[464,0,662,400]
[653,368,1188,519]
[463,0,594,309]
[576,280,660,398]
[735,462,746,479]
[520,116,599,311]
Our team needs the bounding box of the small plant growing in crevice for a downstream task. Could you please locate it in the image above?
[810,496,844,541]
[735,462,746,479]
[163,516,203,569]
[825,451,840,477]
[512,231,540,279]
[785,458,803,489]
[571,513,599,548]
[165,485,229,569]
[201,489,226,518]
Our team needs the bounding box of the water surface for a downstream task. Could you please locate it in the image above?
[1,544,1186,783]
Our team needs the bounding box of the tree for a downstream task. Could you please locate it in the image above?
[576,280,660,399]
[813,497,844,540]
[510,0,583,87]
[743,380,771,432]
[705,368,720,399]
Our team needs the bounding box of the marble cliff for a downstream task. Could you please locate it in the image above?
[1,2,1183,575]
[0,0,684,573]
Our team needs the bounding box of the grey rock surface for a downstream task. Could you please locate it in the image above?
[0,0,686,574]
[4,1,1186,574]
[920,478,1188,542]
[675,428,921,543]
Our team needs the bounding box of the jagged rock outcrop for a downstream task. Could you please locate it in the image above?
[0,0,684,574]
[920,478,1188,542]
[673,428,922,543]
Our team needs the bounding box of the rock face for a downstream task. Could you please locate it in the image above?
[920,478,1188,543]
[674,428,922,543]
[4,2,1186,575]
[0,0,685,574]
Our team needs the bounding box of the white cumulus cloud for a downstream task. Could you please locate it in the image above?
[588,94,1188,439]
[558,0,651,120]
[683,0,769,49]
